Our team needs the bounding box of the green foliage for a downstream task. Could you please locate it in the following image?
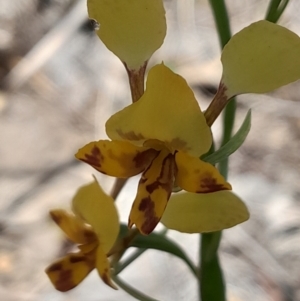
[202,110,251,165]
[118,224,197,276]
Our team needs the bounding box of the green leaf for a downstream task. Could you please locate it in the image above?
[202,110,251,164]
[112,275,160,301]
[119,224,197,276]
[221,20,300,98]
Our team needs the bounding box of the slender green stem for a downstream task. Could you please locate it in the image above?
[199,1,291,301]
[115,248,147,274]
[199,232,225,301]
[265,0,290,23]
[114,227,170,274]
[112,275,159,301]
[208,0,236,178]
[198,1,234,300]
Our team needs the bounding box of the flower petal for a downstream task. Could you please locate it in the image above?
[72,178,119,254]
[221,20,300,98]
[88,0,166,69]
[76,140,158,178]
[96,246,117,290]
[45,252,95,292]
[175,151,231,193]
[161,191,249,233]
[49,209,97,244]
[78,241,99,254]
[106,64,212,157]
[128,149,175,235]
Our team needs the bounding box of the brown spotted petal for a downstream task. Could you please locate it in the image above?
[175,151,231,193]
[128,148,176,235]
[49,209,97,244]
[45,251,96,292]
[75,140,158,178]
[96,246,117,290]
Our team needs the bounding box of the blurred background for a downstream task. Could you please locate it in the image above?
[1,0,300,300]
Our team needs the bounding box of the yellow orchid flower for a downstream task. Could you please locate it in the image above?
[45,178,119,291]
[76,64,231,235]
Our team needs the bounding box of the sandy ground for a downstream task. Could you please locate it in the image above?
[1,0,300,300]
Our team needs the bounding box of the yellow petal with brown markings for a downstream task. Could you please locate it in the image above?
[49,209,97,244]
[76,140,158,178]
[96,246,117,290]
[175,151,231,193]
[78,241,99,254]
[129,149,175,235]
[161,191,249,233]
[45,252,96,292]
[72,178,119,254]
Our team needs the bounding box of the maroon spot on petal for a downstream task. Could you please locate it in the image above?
[198,176,230,193]
[133,149,159,169]
[169,137,188,151]
[50,212,62,224]
[46,262,63,273]
[81,145,103,168]
[138,196,153,212]
[116,129,144,141]
[55,269,75,292]
[135,153,177,234]
[146,181,160,194]
[69,255,86,264]
[137,196,160,235]
[157,153,175,183]
[146,153,175,196]
[141,215,160,235]
[83,229,96,241]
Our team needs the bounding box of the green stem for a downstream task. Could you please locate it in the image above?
[265,0,290,23]
[199,232,225,301]
[199,2,291,301]
[112,275,159,301]
[208,0,236,178]
[198,1,234,300]
[115,248,147,274]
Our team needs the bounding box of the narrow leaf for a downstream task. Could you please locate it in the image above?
[119,225,196,275]
[202,110,251,164]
